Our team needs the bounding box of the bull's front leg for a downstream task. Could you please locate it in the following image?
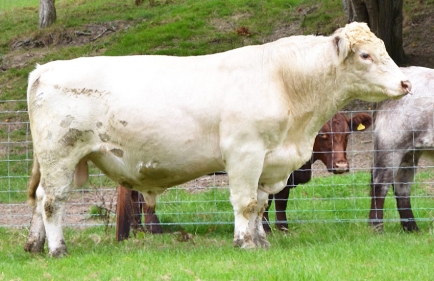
[24,186,46,253]
[226,152,268,249]
[230,187,258,249]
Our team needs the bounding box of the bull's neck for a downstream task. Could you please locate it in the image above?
[280,65,346,137]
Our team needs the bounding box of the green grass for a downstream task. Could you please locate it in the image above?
[1,222,433,280]
[0,0,38,10]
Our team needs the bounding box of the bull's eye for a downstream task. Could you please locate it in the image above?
[361,53,371,60]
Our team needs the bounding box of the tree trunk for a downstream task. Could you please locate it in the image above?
[39,0,56,28]
[341,0,405,64]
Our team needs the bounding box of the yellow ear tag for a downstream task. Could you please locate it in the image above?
[357,123,365,131]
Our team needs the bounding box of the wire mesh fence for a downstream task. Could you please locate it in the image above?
[1,99,433,230]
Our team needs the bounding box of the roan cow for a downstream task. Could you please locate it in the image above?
[24,22,411,257]
[370,66,433,232]
[263,112,372,232]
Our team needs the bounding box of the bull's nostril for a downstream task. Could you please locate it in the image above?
[401,80,413,95]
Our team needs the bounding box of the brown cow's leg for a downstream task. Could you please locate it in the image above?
[262,194,274,233]
[130,191,145,231]
[116,185,133,241]
[143,202,163,234]
[142,192,163,234]
[274,186,290,231]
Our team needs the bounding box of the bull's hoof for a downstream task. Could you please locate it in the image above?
[24,238,45,253]
[48,246,69,258]
[233,235,256,249]
[239,240,256,249]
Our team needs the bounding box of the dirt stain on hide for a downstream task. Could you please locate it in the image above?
[110,148,124,157]
[65,87,108,96]
[60,128,83,147]
[44,196,56,219]
[60,115,74,128]
[99,133,110,142]
[242,200,257,219]
[119,120,128,127]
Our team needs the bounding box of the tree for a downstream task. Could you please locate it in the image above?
[39,0,57,28]
[342,0,405,64]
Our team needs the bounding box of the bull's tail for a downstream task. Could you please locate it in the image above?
[27,153,41,208]
[26,64,47,207]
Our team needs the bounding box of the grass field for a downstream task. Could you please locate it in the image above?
[0,0,37,10]
[1,171,434,280]
[1,222,433,280]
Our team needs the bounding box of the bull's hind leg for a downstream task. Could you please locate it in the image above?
[394,154,421,232]
[39,162,77,257]
[24,186,46,253]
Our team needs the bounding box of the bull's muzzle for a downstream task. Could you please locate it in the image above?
[401,80,412,95]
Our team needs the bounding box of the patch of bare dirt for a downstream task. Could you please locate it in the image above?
[1,20,133,71]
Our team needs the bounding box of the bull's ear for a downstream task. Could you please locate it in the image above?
[333,33,350,65]
[348,113,373,132]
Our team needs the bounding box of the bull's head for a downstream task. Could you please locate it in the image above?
[332,22,411,101]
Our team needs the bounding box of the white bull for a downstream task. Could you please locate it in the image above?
[24,22,411,257]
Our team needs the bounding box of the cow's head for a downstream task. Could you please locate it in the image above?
[332,22,411,101]
[313,112,372,174]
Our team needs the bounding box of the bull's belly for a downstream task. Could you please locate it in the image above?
[88,148,223,191]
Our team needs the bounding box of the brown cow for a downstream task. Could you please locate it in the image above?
[262,112,372,232]
[116,186,162,241]
[116,112,372,239]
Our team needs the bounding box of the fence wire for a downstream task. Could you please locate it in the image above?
[1,100,433,230]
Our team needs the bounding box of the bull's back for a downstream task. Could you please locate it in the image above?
[27,54,279,189]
